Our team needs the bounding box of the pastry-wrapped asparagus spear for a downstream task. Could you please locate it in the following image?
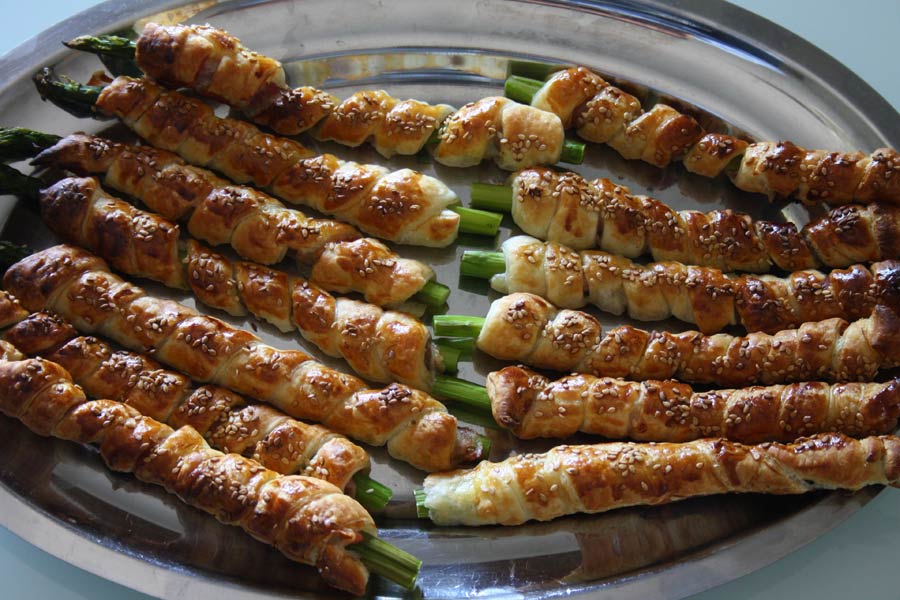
[0,167,448,389]
[0,296,393,511]
[471,167,900,269]
[460,235,900,334]
[5,128,447,308]
[32,67,503,247]
[0,351,420,593]
[417,432,900,526]
[505,67,900,205]
[3,245,490,472]
[67,26,586,169]
[433,293,900,387]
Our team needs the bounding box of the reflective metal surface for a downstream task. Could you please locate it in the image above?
[0,0,896,598]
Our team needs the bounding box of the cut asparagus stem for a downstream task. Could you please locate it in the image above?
[452,206,503,237]
[351,472,394,512]
[560,138,586,164]
[470,183,513,212]
[432,315,485,339]
[459,251,506,279]
[414,489,430,519]
[352,532,421,590]
[413,280,451,307]
[435,341,460,374]
[65,34,142,78]
[433,336,476,357]
[504,75,543,105]
[432,375,492,415]
[32,67,104,119]
[506,59,564,81]
[0,128,61,161]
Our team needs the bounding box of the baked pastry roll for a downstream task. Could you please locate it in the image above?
[0,353,376,594]
[510,167,900,269]
[422,433,900,526]
[4,246,484,472]
[487,364,900,442]
[477,293,900,386]
[95,76,461,247]
[529,66,900,204]
[490,235,900,334]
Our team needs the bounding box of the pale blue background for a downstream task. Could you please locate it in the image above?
[0,1,897,598]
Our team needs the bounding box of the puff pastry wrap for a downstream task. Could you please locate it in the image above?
[0,352,375,594]
[478,293,900,386]
[34,133,434,307]
[492,235,900,334]
[0,293,369,491]
[530,67,900,204]
[510,167,900,268]
[37,176,438,389]
[94,75,460,247]
[135,22,564,170]
[3,246,483,472]
[423,432,900,526]
[488,364,900,441]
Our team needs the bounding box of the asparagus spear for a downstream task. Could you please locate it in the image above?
[353,532,422,590]
[29,72,503,239]
[460,251,507,279]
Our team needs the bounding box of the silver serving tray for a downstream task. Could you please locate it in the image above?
[0,0,897,598]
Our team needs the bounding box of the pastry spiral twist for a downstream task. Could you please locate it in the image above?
[38,176,439,389]
[530,67,900,204]
[477,293,900,386]
[3,245,483,472]
[510,167,900,269]
[95,75,460,246]
[0,353,375,594]
[0,300,370,490]
[422,432,900,526]
[135,22,565,169]
[34,133,435,306]
[487,364,900,442]
[492,235,900,334]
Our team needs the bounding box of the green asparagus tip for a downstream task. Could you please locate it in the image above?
[0,241,31,273]
[435,341,460,374]
[413,280,451,308]
[453,206,503,237]
[0,128,61,162]
[432,315,485,339]
[414,489,430,519]
[560,138,586,165]
[65,34,142,78]
[0,163,42,199]
[351,472,393,512]
[504,75,544,105]
[353,532,421,590]
[459,251,506,280]
[32,67,104,119]
[432,375,492,414]
[470,182,513,213]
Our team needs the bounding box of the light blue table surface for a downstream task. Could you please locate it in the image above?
[0,1,897,598]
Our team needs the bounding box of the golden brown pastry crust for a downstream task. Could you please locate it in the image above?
[510,167,900,269]
[95,76,461,247]
[477,293,900,386]
[3,245,480,472]
[532,67,900,204]
[37,176,438,388]
[135,23,564,169]
[34,133,435,306]
[0,306,370,490]
[0,353,374,594]
[487,364,900,442]
[492,235,900,334]
[423,432,900,526]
